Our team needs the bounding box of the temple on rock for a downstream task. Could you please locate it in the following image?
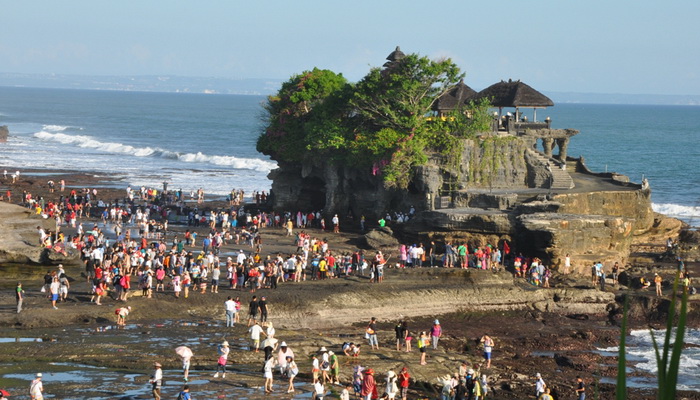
[263,47,656,269]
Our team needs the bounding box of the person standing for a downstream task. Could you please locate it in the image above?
[49,277,60,309]
[575,376,586,400]
[655,273,663,297]
[430,319,442,350]
[534,373,546,398]
[259,296,269,322]
[480,335,494,369]
[360,369,376,400]
[366,317,379,350]
[224,296,236,327]
[16,282,24,314]
[248,296,259,326]
[386,370,399,400]
[395,320,405,351]
[417,331,428,365]
[398,367,410,400]
[150,362,163,400]
[29,373,44,400]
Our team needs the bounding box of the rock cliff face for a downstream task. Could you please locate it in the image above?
[0,125,8,142]
[269,136,549,220]
[268,135,663,268]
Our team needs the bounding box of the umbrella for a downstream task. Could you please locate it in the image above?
[175,346,193,359]
[0,389,10,396]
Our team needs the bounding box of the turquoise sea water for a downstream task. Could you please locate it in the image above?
[0,87,698,224]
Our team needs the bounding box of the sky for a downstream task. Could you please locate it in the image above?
[2,1,700,95]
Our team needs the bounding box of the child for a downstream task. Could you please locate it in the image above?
[313,379,325,400]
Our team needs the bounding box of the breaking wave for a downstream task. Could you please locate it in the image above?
[652,202,700,222]
[33,131,276,172]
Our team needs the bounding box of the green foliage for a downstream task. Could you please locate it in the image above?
[257,53,492,188]
[650,272,688,399]
[616,272,688,400]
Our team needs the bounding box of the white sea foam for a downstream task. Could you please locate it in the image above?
[652,203,700,221]
[33,131,276,172]
[42,124,70,132]
[598,328,700,391]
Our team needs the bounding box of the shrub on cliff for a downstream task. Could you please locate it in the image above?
[257,53,491,189]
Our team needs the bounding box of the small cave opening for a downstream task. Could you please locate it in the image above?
[298,176,327,211]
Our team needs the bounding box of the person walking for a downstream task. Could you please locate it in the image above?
[398,367,410,400]
[285,356,299,393]
[150,362,163,400]
[175,346,193,383]
[16,282,24,314]
[263,356,277,393]
[177,385,192,400]
[575,376,586,400]
[29,373,43,400]
[213,341,229,378]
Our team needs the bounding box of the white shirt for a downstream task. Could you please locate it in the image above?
[249,324,264,340]
[225,299,236,312]
[30,379,43,398]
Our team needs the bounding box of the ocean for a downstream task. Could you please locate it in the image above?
[599,328,700,391]
[0,87,698,225]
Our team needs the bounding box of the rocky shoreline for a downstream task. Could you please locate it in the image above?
[0,170,699,399]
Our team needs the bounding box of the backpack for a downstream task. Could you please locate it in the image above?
[177,391,185,400]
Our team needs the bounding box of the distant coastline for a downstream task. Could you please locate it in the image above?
[1,73,700,106]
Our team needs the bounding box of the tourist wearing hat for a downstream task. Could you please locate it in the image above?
[386,370,399,400]
[150,362,163,400]
[214,341,230,378]
[535,372,547,398]
[29,373,43,400]
[430,319,442,350]
[277,341,294,375]
[360,368,376,400]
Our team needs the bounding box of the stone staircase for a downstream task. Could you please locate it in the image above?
[527,149,575,190]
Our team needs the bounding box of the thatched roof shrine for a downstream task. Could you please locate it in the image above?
[473,79,554,108]
[433,79,477,114]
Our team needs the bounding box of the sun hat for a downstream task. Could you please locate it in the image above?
[36,373,42,378]
[536,372,541,377]
[434,319,440,324]
[365,368,374,374]
[387,370,396,378]
[320,346,327,352]
[281,341,287,347]
[468,369,475,375]
[154,362,162,367]
[328,351,334,355]
[222,341,229,347]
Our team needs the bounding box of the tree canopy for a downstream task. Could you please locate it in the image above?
[257,53,491,189]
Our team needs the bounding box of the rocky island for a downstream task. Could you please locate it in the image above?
[0,48,697,399]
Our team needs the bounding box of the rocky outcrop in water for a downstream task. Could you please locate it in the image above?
[0,125,8,142]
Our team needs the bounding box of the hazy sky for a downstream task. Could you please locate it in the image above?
[3,1,699,95]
